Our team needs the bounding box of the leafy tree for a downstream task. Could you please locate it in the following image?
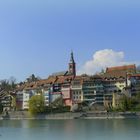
[26,74,40,83]
[136,93,140,101]
[0,102,3,114]
[0,80,10,91]
[0,77,16,91]
[49,96,71,113]
[11,96,16,110]
[118,95,140,111]
[136,65,140,73]
[50,96,64,108]
[120,95,132,111]
[29,95,45,115]
[9,77,16,90]
[131,93,140,111]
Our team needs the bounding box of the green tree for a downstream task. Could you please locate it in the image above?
[29,95,45,115]
[49,96,65,113]
[11,96,16,110]
[9,77,16,90]
[120,95,132,111]
[0,77,16,91]
[136,66,140,73]
[50,96,64,108]
[136,93,140,102]
[132,93,140,111]
[0,103,3,114]
[0,80,11,91]
[26,74,40,83]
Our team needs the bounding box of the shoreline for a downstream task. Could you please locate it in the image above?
[1,111,140,120]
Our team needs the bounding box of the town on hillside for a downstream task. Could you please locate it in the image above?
[0,52,140,114]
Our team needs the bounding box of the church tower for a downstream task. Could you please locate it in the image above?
[69,51,76,76]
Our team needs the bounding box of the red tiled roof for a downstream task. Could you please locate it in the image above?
[128,74,140,78]
[103,71,127,79]
[37,76,57,85]
[131,74,140,77]
[55,75,74,84]
[16,84,26,91]
[17,76,57,91]
[24,82,38,90]
[106,64,136,73]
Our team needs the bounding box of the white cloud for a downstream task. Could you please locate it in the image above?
[77,49,135,75]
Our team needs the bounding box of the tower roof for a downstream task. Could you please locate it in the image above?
[70,51,75,63]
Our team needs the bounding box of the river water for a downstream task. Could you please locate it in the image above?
[0,119,140,140]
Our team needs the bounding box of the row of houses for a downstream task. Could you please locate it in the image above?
[1,52,140,111]
[15,64,140,111]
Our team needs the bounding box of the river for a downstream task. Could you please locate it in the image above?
[0,119,140,140]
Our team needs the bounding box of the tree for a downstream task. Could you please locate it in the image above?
[0,80,10,91]
[0,102,3,114]
[136,65,140,73]
[120,95,132,111]
[9,77,16,90]
[26,74,40,83]
[11,96,16,111]
[132,93,140,111]
[50,96,64,108]
[29,95,45,115]
[116,93,140,111]
[136,93,140,101]
[0,77,16,91]
[49,96,70,113]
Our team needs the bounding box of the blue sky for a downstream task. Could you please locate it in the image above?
[0,0,140,81]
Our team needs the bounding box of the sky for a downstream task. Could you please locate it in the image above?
[0,0,140,81]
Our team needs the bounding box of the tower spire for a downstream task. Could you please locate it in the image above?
[69,51,76,77]
[70,51,75,63]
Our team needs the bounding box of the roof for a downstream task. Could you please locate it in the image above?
[72,75,103,85]
[71,76,84,85]
[51,71,68,76]
[35,76,57,87]
[129,74,140,77]
[127,74,140,79]
[103,71,127,79]
[55,75,74,84]
[106,64,136,73]
[16,84,26,91]
[17,76,57,91]
[91,75,102,79]
[73,76,85,80]
[24,82,38,90]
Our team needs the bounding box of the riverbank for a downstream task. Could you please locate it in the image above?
[1,111,140,120]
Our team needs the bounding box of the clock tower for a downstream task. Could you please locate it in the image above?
[69,51,76,77]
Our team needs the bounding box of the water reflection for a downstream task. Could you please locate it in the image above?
[0,119,140,140]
